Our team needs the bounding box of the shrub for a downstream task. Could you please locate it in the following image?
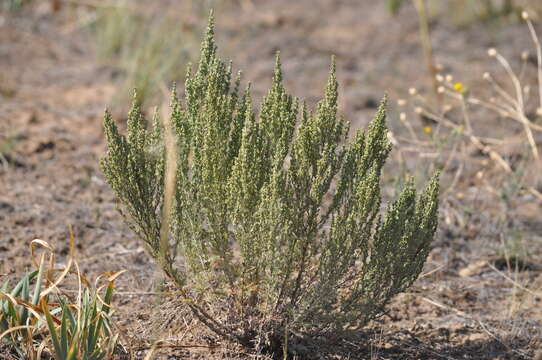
[101,15,440,352]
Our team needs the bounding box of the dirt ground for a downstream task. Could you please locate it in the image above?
[1,1,542,359]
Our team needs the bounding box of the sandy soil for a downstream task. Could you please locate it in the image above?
[1,1,542,359]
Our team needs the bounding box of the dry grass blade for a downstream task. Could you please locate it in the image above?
[0,324,34,341]
[523,11,542,113]
[159,100,178,268]
[491,50,539,160]
[487,262,540,297]
[143,341,159,360]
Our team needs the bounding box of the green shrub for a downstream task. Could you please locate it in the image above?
[101,15,440,352]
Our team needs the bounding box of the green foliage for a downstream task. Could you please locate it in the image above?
[387,0,407,15]
[0,240,120,359]
[2,0,33,12]
[101,15,440,351]
[0,269,42,359]
[43,284,118,360]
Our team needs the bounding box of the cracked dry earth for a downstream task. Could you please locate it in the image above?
[1,1,542,359]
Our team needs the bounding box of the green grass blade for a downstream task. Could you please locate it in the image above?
[91,282,114,345]
[0,280,8,314]
[44,299,64,360]
[60,302,70,357]
[31,257,46,306]
[7,301,18,323]
[66,303,77,333]
[9,270,38,297]
[0,279,8,293]
[86,297,99,354]
[19,275,29,326]
[101,283,113,315]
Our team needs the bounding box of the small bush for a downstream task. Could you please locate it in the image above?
[101,15,440,352]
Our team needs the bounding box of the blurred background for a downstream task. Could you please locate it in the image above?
[1,0,542,357]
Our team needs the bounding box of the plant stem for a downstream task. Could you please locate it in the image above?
[413,0,440,105]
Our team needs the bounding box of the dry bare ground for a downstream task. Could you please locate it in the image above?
[1,1,541,358]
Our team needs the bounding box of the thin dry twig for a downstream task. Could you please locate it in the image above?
[486,262,540,298]
[524,11,542,113]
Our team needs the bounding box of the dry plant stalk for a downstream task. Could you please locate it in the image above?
[101,15,440,351]
[397,10,542,200]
